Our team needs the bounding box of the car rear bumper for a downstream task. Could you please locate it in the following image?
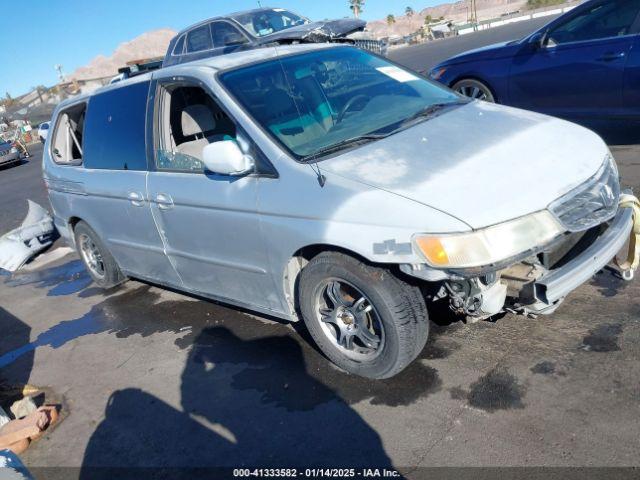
[532,206,633,307]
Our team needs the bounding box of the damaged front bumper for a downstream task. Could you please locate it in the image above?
[531,205,633,309]
[0,201,55,272]
[402,194,639,318]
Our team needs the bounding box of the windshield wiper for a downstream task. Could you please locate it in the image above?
[300,101,467,162]
[399,102,462,127]
[301,133,389,162]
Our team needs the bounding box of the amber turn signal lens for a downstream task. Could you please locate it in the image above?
[415,237,449,266]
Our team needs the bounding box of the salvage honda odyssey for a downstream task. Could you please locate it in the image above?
[43,44,639,379]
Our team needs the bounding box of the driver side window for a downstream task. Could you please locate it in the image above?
[155,84,237,173]
[547,0,640,45]
[211,22,248,48]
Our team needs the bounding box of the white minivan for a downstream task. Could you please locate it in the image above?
[43,44,638,378]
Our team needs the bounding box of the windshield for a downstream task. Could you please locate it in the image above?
[232,9,309,37]
[220,47,463,160]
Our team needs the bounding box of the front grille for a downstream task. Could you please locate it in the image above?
[0,150,7,157]
[549,154,620,232]
[353,39,387,56]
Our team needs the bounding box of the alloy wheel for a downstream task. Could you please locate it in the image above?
[315,279,385,361]
[453,79,495,102]
[78,233,105,279]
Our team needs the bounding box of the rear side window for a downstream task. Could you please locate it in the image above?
[187,24,213,53]
[51,103,86,165]
[83,81,150,170]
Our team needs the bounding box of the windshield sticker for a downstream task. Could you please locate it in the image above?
[376,66,419,83]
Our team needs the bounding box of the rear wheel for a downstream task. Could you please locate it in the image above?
[74,221,125,289]
[452,78,495,102]
[298,252,429,379]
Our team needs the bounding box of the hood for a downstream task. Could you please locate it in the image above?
[262,18,366,43]
[321,101,608,230]
[439,40,519,66]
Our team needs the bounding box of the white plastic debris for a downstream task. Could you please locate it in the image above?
[0,201,54,272]
[9,398,37,421]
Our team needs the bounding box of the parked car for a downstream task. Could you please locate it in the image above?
[44,44,637,379]
[38,122,50,143]
[428,0,640,130]
[163,7,386,67]
[0,139,21,166]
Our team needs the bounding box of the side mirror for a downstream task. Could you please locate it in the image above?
[528,31,546,49]
[202,140,254,176]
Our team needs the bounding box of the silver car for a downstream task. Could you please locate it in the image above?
[43,44,638,379]
[0,139,21,166]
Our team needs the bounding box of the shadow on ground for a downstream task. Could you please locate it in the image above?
[2,264,438,477]
[79,325,400,479]
[0,307,34,407]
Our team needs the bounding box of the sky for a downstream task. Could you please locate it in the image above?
[1,0,444,98]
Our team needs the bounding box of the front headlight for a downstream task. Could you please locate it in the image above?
[429,67,447,81]
[413,211,564,269]
[548,154,620,232]
[10,147,18,154]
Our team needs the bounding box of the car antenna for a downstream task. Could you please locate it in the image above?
[272,42,325,187]
[309,161,326,187]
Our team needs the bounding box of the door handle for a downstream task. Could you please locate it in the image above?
[598,52,626,62]
[127,191,145,207]
[155,193,174,210]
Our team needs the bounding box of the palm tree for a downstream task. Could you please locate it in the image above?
[349,0,364,18]
[405,6,415,17]
[386,14,396,26]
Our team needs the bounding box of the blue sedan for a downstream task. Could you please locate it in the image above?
[428,0,640,130]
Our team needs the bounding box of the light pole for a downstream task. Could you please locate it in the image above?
[468,0,478,30]
[54,64,65,83]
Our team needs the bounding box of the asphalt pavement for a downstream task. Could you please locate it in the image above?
[0,143,48,233]
[1,20,639,479]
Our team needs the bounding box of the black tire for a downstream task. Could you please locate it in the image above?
[298,252,429,379]
[74,221,126,289]
[452,78,495,102]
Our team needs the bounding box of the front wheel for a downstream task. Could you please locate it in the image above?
[452,78,495,102]
[298,252,429,379]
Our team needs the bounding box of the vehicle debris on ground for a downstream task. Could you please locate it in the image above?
[0,201,55,273]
